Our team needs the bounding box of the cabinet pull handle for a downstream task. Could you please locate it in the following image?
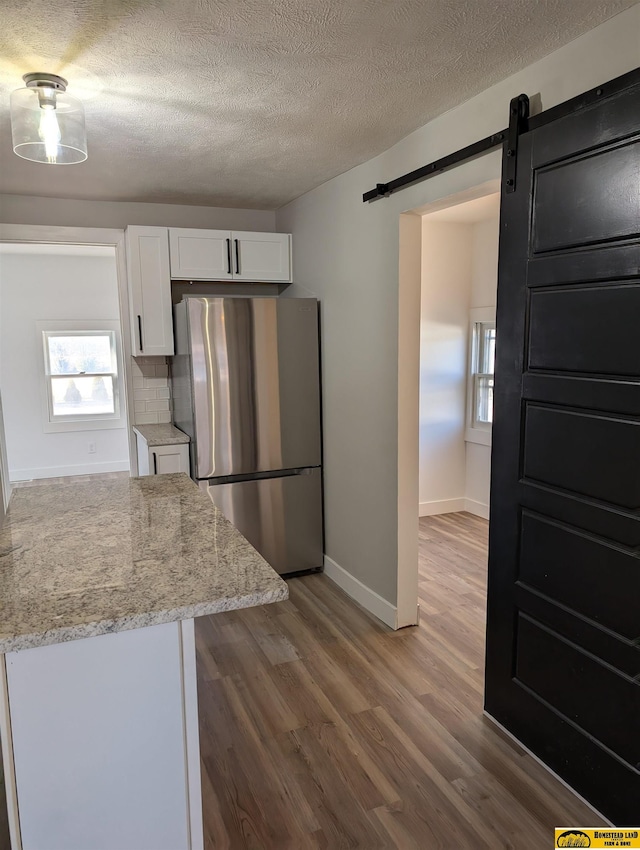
[234,239,240,275]
[226,238,232,274]
[137,315,144,352]
[152,451,158,474]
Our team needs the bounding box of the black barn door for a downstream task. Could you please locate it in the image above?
[486,70,640,826]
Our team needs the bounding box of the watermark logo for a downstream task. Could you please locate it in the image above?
[555,829,640,848]
[556,832,591,848]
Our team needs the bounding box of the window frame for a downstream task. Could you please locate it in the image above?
[37,320,126,433]
[465,306,496,447]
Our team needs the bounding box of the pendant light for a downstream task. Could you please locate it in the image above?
[11,73,87,165]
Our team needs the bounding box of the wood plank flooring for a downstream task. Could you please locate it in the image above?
[196,512,605,849]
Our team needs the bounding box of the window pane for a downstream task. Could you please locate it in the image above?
[47,334,113,375]
[51,376,115,416]
[479,324,496,375]
[475,375,494,424]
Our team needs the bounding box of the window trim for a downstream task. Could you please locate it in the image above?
[465,306,496,447]
[37,320,126,433]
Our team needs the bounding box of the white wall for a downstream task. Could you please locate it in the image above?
[465,216,500,518]
[418,211,498,520]
[0,392,10,515]
[0,280,11,513]
[276,6,640,620]
[419,221,472,515]
[0,196,276,232]
[470,217,500,309]
[0,249,130,480]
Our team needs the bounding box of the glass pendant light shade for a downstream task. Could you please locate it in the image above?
[11,73,87,165]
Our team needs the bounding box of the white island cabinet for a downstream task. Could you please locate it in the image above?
[3,620,201,850]
[0,474,288,850]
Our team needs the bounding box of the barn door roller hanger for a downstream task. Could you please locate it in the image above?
[362,93,529,202]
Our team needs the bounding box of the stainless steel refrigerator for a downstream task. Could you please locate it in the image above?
[170,296,323,575]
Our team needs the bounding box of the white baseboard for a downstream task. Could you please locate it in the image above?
[10,460,130,482]
[464,498,489,519]
[419,498,466,517]
[323,555,398,629]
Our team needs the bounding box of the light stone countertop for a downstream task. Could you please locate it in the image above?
[0,473,288,653]
[133,424,191,446]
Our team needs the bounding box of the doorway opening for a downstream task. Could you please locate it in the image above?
[415,188,500,648]
[0,239,132,489]
[418,192,500,521]
[397,179,502,622]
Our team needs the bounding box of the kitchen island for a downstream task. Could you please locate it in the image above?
[0,473,288,850]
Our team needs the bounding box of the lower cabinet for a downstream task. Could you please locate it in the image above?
[136,435,190,476]
[2,621,203,850]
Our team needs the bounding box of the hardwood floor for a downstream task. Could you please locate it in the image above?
[196,512,605,849]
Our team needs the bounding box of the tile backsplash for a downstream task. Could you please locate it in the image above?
[131,357,172,425]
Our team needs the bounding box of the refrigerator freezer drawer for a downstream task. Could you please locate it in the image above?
[205,468,323,576]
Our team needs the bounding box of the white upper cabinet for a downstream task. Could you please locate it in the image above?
[126,226,174,356]
[168,229,292,282]
[231,232,291,282]
[125,227,293,356]
[169,229,233,280]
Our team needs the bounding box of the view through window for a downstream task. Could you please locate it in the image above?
[43,331,119,420]
[472,321,496,427]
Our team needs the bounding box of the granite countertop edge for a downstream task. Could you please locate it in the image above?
[0,473,290,655]
[132,424,191,447]
[0,584,289,654]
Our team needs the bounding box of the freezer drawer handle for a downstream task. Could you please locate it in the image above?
[234,239,240,275]
[226,238,231,274]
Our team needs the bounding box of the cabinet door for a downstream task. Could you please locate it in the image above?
[126,226,174,356]
[5,622,197,850]
[149,444,190,475]
[135,432,150,475]
[169,229,232,280]
[231,232,291,282]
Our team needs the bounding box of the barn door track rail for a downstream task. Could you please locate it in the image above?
[362,67,640,203]
[362,94,528,202]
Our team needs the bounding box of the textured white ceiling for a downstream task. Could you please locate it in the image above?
[0,0,635,209]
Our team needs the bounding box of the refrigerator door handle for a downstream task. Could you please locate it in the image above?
[205,467,318,486]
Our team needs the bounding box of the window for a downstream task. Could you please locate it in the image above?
[472,322,495,427]
[42,330,121,427]
[466,307,496,445]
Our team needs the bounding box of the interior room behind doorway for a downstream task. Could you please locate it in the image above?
[0,244,129,482]
[419,192,499,521]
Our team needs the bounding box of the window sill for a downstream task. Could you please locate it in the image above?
[43,417,126,434]
[465,427,492,447]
